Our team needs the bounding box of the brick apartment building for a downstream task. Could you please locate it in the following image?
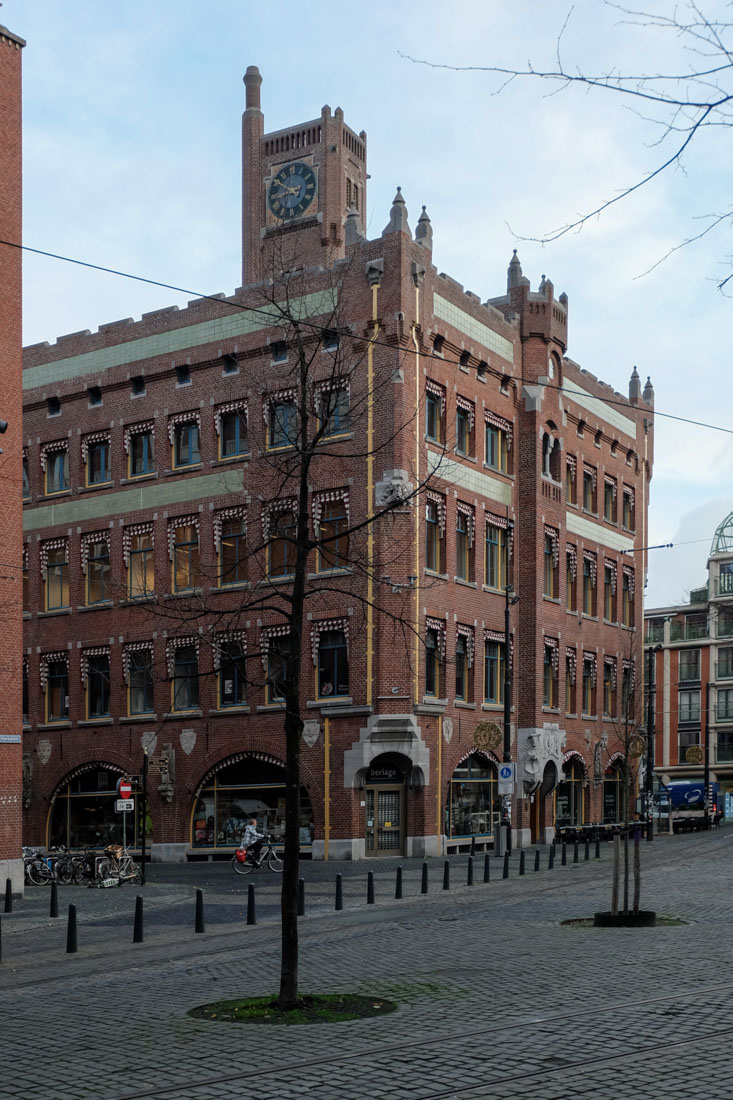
[21,67,655,859]
[645,510,733,817]
[0,17,25,892]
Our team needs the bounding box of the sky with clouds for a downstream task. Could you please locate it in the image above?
[7,0,733,609]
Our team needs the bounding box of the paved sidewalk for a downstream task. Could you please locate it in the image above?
[1,831,731,1098]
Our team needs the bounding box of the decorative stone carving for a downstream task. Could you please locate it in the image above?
[473,721,502,753]
[22,752,32,809]
[375,469,414,508]
[517,723,567,795]
[180,728,196,755]
[157,743,175,803]
[141,731,157,756]
[36,739,51,766]
[442,717,453,744]
[302,720,320,748]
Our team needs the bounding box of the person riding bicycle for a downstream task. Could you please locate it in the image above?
[241,817,265,866]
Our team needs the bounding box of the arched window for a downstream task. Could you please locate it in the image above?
[447,753,499,839]
[556,758,584,827]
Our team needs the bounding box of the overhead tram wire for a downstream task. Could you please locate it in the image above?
[5,236,733,439]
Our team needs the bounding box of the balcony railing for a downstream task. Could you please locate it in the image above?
[645,622,664,643]
[715,574,733,597]
[669,619,708,641]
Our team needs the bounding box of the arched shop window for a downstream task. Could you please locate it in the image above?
[555,757,584,827]
[192,755,314,849]
[447,753,500,839]
[49,765,151,850]
[603,758,625,823]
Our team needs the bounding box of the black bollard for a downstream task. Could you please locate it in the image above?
[0,916,2,963]
[595,837,601,860]
[298,877,305,916]
[335,874,343,911]
[561,842,567,866]
[4,878,11,914]
[534,849,540,872]
[395,866,403,900]
[50,881,59,919]
[443,860,450,891]
[548,846,555,870]
[132,895,144,943]
[195,888,205,934]
[483,852,491,883]
[470,835,476,857]
[519,851,525,876]
[573,841,579,865]
[66,904,78,954]
[247,883,256,925]
[585,839,590,862]
[421,862,428,895]
[467,856,474,886]
[367,870,375,905]
[503,852,509,880]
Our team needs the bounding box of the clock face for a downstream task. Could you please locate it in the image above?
[268,161,317,220]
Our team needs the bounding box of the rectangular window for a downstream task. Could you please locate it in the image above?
[603,479,617,522]
[268,511,296,578]
[485,524,506,590]
[220,410,248,458]
[45,545,69,610]
[129,649,154,715]
[46,450,69,495]
[86,654,110,718]
[621,665,633,718]
[318,499,349,571]
[173,644,199,711]
[604,565,615,622]
[543,534,557,598]
[425,629,441,697]
[173,524,200,592]
[268,400,297,449]
[543,644,557,708]
[565,654,576,715]
[603,661,615,716]
[622,569,634,626]
[455,634,470,701]
[219,640,247,708]
[23,662,28,724]
[622,490,634,531]
[719,610,733,639]
[485,423,509,473]
[717,688,733,721]
[425,390,443,442]
[219,515,247,586]
[718,646,733,679]
[582,658,595,716]
[678,689,700,723]
[425,499,443,573]
[318,630,349,698]
[583,555,596,617]
[566,550,577,611]
[583,468,596,513]
[130,430,155,477]
[87,440,111,486]
[47,660,69,722]
[456,510,471,582]
[22,457,30,500]
[455,406,472,456]
[483,640,504,705]
[320,388,350,437]
[129,532,154,598]
[86,539,110,604]
[679,728,700,761]
[566,459,577,505]
[679,648,701,683]
[267,635,294,704]
[173,422,201,467]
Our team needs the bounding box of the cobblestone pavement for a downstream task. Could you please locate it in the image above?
[1,830,732,1098]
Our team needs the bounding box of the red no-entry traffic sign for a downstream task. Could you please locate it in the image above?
[117,778,133,799]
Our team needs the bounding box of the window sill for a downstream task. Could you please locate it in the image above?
[454,701,476,710]
[211,454,249,466]
[482,464,512,478]
[260,575,295,586]
[483,584,507,595]
[37,721,71,730]
[565,712,577,719]
[78,600,114,613]
[603,517,618,527]
[40,490,71,501]
[319,432,354,444]
[209,582,250,593]
[581,714,598,721]
[481,703,504,712]
[582,509,599,519]
[23,611,31,619]
[256,703,286,712]
[38,608,71,618]
[209,706,250,716]
[307,697,353,709]
[454,577,477,588]
[582,614,598,622]
[424,569,448,581]
[165,464,202,476]
[566,500,578,509]
[454,451,476,463]
[120,595,156,606]
[80,481,113,493]
[308,568,352,579]
[566,607,578,615]
[164,709,203,719]
[542,707,560,715]
[125,713,158,722]
[78,717,114,727]
[603,618,616,626]
[543,596,561,604]
[121,473,157,484]
[266,444,296,454]
[421,696,447,707]
[164,589,204,599]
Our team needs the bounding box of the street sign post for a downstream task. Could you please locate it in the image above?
[498,763,515,795]
[116,778,133,799]
[115,799,134,812]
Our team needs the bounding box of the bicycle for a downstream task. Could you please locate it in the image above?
[232,835,283,875]
[104,844,141,885]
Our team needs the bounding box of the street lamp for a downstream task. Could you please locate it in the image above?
[645,643,662,840]
[704,681,712,829]
[503,583,519,854]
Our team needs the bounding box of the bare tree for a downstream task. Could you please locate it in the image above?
[403,2,733,286]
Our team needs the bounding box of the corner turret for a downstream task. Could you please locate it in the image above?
[382,187,410,237]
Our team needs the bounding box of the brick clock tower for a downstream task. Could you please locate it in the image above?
[241,65,367,285]
[0,16,25,895]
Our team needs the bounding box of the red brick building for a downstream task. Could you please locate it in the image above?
[0,16,25,891]
[21,68,654,859]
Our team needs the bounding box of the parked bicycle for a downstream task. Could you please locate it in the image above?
[23,845,76,886]
[232,835,283,875]
[103,844,141,884]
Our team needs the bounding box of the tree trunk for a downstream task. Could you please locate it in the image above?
[622,766,630,916]
[611,834,620,916]
[632,826,641,914]
[278,703,302,1010]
